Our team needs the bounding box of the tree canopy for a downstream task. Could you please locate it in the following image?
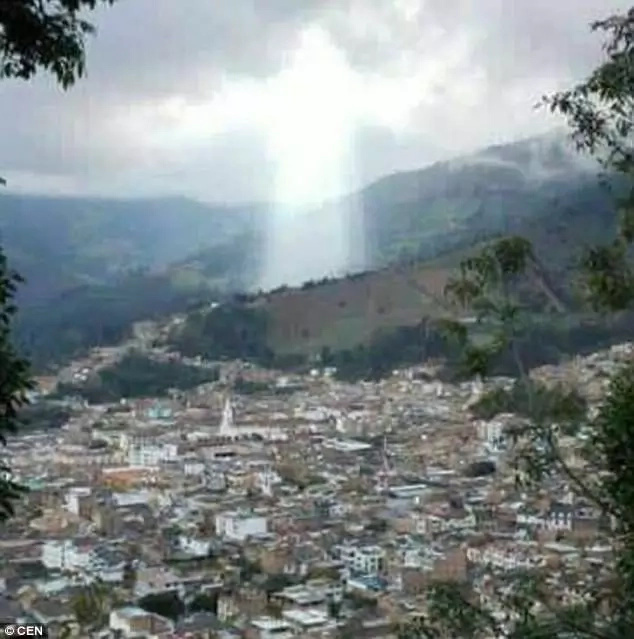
[0,0,119,519]
[399,6,634,637]
[0,0,117,88]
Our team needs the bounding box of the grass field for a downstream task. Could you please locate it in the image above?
[248,261,457,355]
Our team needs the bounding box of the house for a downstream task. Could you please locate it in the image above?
[28,597,75,626]
[282,608,331,634]
[466,545,543,572]
[217,585,268,622]
[247,616,294,639]
[40,539,125,582]
[174,611,223,637]
[41,539,95,572]
[109,606,174,637]
[90,546,127,583]
[64,486,92,518]
[338,545,385,576]
[179,534,213,558]
[134,567,185,598]
[547,502,574,532]
[128,442,178,467]
[276,580,343,607]
[215,511,268,542]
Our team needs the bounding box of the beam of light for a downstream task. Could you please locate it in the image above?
[264,26,358,208]
[107,23,481,290]
[257,26,360,289]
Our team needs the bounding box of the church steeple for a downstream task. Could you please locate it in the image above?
[219,396,235,437]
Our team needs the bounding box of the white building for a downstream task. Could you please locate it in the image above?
[183,461,206,476]
[282,609,330,634]
[179,534,212,558]
[477,420,504,447]
[41,540,125,582]
[322,439,372,453]
[109,607,173,637]
[339,545,385,576]
[215,511,268,542]
[41,540,70,570]
[250,617,293,639]
[466,546,543,572]
[278,581,343,606]
[65,486,91,516]
[127,442,178,467]
[42,540,91,571]
[134,567,185,598]
[204,470,227,492]
[218,396,288,441]
[112,490,152,507]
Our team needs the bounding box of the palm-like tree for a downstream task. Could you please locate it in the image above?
[70,580,111,633]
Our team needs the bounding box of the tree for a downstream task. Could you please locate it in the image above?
[139,591,186,621]
[70,581,110,632]
[0,0,117,88]
[399,7,634,637]
[189,591,219,615]
[0,254,33,522]
[408,246,607,637]
[0,0,119,520]
[545,7,634,313]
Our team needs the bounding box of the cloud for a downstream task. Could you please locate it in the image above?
[0,0,630,202]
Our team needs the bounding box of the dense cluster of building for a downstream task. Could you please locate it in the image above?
[0,331,629,638]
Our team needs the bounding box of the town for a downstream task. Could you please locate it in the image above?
[0,317,624,638]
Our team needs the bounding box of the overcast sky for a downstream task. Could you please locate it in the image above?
[0,0,630,204]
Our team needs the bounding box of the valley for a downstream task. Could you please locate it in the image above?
[2,131,623,372]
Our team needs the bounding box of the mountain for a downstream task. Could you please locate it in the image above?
[169,133,627,373]
[0,194,267,368]
[5,131,624,370]
[0,193,266,306]
[354,131,603,267]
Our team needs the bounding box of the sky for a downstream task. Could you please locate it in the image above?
[0,0,630,205]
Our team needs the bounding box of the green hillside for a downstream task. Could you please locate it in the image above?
[6,132,626,370]
[356,134,607,267]
[167,134,628,379]
[0,193,265,306]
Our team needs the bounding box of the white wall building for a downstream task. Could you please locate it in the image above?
[42,540,91,571]
[42,539,92,570]
[250,617,293,639]
[215,511,268,542]
[65,486,91,516]
[127,442,178,467]
[183,461,205,476]
[477,420,504,447]
[41,540,125,582]
[466,546,544,572]
[339,545,385,576]
[109,607,174,637]
[134,567,185,599]
[204,470,227,492]
[112,490,152,507]
[178,535,212,558]
[282,609,330,634]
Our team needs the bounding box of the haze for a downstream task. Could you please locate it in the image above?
[0,0,629,287]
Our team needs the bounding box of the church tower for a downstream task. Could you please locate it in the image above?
[219,397,235,438]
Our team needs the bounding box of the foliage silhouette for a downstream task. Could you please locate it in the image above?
[399,6,634,637]
[0,0,120,518]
